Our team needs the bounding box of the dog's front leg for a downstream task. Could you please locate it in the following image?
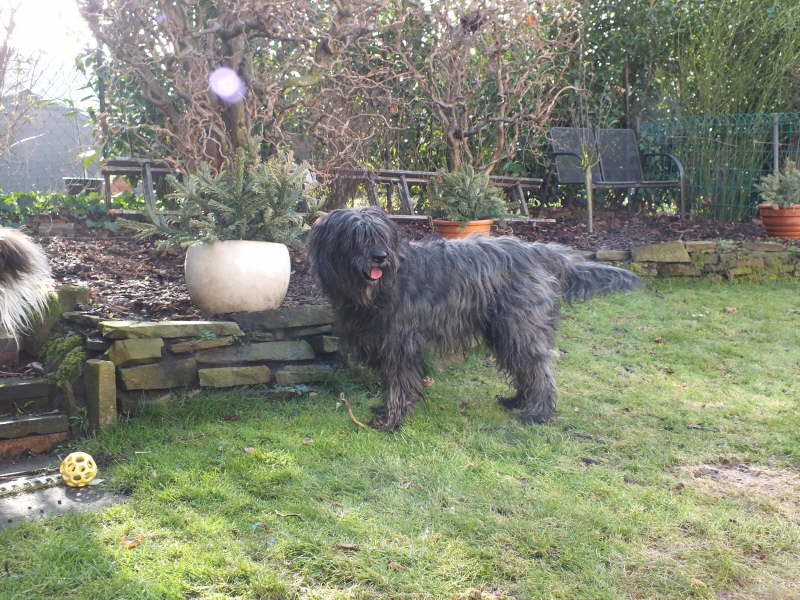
[370,356,424,432]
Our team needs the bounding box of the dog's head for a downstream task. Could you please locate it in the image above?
[308,207,405,307]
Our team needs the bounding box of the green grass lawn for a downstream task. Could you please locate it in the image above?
[2,279,799,600]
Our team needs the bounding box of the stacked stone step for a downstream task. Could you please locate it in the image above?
[84,305,340,423]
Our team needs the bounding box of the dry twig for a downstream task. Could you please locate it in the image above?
[339,392,368,429]
[274,510,304,520]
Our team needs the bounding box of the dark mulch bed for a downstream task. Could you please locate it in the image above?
[38,210,769,322]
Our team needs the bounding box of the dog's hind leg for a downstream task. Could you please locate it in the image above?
[515,354,557,423]
[488,303,559,423]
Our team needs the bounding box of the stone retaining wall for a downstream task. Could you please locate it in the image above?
[75,305,341,428]
[588,239,800,279]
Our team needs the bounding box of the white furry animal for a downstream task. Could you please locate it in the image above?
[0,228,54,340]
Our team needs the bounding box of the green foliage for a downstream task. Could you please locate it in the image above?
[40,333,87,390]
[430,165,509,222]
[122,143,320,250]
[581,0,800,122]
[756,160,800,209]
[0,190,144,231]
[40,333,84,369]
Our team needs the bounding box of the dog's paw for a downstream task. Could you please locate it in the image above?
[370,404,388,417]
[496,394,522,409]
[519,411,553,425]
[369,414,401,432]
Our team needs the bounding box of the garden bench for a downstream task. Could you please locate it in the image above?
[331,167,546,219]
[547,127,687,217]
[100,157,176,208]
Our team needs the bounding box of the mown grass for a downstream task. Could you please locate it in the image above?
[1,279,799,600]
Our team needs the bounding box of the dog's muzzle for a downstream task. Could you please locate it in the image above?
[366,249,388,280]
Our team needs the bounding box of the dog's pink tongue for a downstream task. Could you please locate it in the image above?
[370,267,383,280]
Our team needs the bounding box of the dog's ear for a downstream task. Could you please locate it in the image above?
[311,211,329,226]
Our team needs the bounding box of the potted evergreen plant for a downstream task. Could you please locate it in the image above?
[122,140,320,314]
[755,160,800,239]
[430,164,508,239]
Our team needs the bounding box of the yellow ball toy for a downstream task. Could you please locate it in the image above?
[60,452,98,487]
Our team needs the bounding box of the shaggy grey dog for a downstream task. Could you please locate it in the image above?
[308,207,642,431]
[0,228,54,340]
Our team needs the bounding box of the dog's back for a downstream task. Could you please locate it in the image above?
[0,228,54,339]
[407,235,642,304]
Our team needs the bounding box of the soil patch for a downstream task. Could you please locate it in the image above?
[505,209,769,250]
[40,234,327,322]
[682,462,800,520]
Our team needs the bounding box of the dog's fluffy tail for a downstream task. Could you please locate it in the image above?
[564,261,643,303]
[0,228,54,340]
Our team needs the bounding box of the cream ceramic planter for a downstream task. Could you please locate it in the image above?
[184,240,290,315]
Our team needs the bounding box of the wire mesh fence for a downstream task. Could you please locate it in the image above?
[0,63,98,194]
[641,113,800,221]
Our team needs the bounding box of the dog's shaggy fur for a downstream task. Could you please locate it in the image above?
[309,207,642,431]
[0,228,54,340]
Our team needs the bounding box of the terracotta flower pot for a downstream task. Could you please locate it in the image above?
[758,204,800,239]
[184,240,290,314]
[432,218,494,239]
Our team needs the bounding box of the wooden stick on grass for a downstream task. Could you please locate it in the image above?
[274,511,304,520]
[339,392,368,429]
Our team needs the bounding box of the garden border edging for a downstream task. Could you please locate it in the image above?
[587,239,800,279]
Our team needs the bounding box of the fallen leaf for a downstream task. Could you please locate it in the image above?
[422,376,435,387]
[120,535,142,549]
[334,543,360,551]
[244,447,255,453]
[654,337,666,343]
[721,307,737,313]
[690,578,707,587]
[387,561,408,570]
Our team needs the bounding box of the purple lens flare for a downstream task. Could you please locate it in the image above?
[209,67,246,103]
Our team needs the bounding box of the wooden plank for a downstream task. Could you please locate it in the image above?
[398,175,414,215]
[100,165,174,175]
[365,179,380,207]
[0,395,55,416]
[0,413,69,440]
[506,218,556,223]
[0,432,68,459]
[0,380,55,402]
[387,215,429,222]
[515,182,529,217]
[331,168,543,189]
[385,184,393,213]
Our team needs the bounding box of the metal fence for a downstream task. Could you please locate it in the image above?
[641,113,800,221]
[0,99,99,193]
